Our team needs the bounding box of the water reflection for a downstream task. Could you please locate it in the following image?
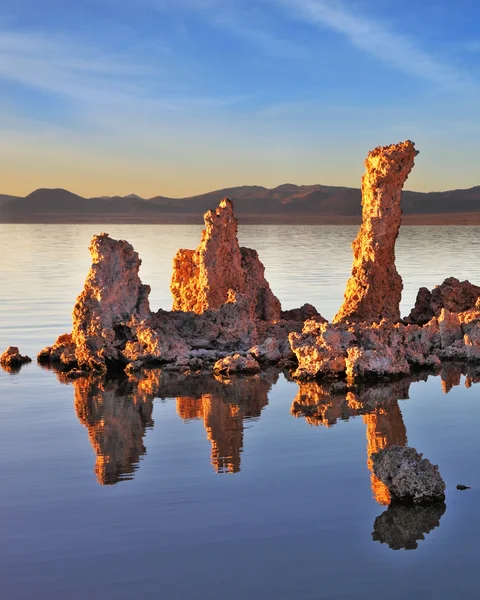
[372,502,446,550]
[73,374,155,485]
[291,377,414,505]
[69,369,277,483]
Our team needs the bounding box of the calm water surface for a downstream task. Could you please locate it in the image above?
[1,225,480,599]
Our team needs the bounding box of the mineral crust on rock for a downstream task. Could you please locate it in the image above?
[0,346,32,369]
[371,446,446,505]
[335,141,418,324]
[289,318,440,381]
[38,200,312,375]
[170,198,281,320]
[406,277,480,325]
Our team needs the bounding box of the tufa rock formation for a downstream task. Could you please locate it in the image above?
[371,446,446,505]
[0,346,32,371]
[38,200,316,375]
[170,198,281,320]
[335,141,418,324]
[406,277,480,325]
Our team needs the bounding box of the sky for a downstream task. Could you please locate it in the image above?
[0,0,479,198]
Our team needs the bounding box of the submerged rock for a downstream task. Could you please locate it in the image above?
[335,141,418,324]
[170,198,281,320]
[0,346,32,370]
[371,446,446,505]
[372,502,446,550]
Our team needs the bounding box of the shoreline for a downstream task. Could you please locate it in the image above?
[2,212,480,225]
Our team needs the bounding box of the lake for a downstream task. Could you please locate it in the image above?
[1,224,480,599]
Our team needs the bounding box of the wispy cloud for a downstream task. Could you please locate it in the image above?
[0,26,249,127]
[277,0,473,89]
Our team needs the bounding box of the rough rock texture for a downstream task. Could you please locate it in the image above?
[0,346,31,370]
[170,198,281,320]
[72,233,151,372]
[406,277,480,325]
[213,353,261,376]
[371,446,446,505]
[289,319,440,382]
[281,303,322,322]
[335,141,418,324]
[372,502,446,550]
[39,201,308,375]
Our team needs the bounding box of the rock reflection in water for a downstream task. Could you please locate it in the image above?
[372,502,446,550]
[70,368,277,483]
[291,378,415,504]
[169,371,276,473]
[73,374,155,485]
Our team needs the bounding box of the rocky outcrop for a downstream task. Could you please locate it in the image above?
[335,141,418,324]
[0,346,32,371]
[371,446,446,505]
[289,319,440,382]
[170,198,281,320]
[39,200,311,375]
[406,277,480,325]
[372,502,446,550]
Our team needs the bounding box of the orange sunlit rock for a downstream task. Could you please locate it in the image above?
[170,198,281,320]
[335,141,418,324]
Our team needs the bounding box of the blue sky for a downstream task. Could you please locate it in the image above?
[0,0,479,197]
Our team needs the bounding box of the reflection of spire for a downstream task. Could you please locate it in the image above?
[292,378,412,505]
[363,404,407,505]
[175,372,275,473]
[441,363,463,394]
[73,375,154,485]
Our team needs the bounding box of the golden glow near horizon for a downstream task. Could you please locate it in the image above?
[1,129,478,199]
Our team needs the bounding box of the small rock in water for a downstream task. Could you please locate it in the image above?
[0,346,32,368]
[456,484,471,491]
[371,446,446,505]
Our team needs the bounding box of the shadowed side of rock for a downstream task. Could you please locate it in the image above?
[170,198,281,320]
[335,141,418,324]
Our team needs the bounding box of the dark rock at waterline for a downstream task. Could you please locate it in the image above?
[0,346,32,371]
[372,502,446,550]
[371,446,446,505]
[456,484,471,491]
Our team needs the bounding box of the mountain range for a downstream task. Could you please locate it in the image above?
[1,184,480,224]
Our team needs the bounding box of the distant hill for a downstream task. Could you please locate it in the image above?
[1,184,480,224]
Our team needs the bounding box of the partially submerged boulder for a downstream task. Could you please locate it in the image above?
[170,198,281,320]
[0,346,32,370]
[371,446,446,505]
[335,141,418,324]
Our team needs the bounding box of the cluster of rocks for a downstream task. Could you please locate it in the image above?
[5,139,480,388]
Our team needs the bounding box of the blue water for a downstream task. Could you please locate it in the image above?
[1,225,480,599]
